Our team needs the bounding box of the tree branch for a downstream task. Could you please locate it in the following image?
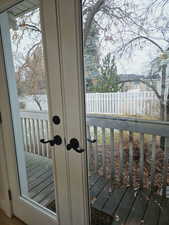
[26,41,41,57]
[19,23,41,33]
[83,0,105,47]
[119,36,164,55]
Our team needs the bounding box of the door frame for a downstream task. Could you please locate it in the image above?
[0,1,72,225]
[55,0,90,225]
[0,0,91,225]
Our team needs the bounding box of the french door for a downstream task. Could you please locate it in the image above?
[1,0,168,225]
[55,0,169,225]
[49,0,96,225]
[0,0,109,225]
[0,0,74,225]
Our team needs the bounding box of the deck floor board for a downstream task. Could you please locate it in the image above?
[143,195,161,225]
[26,153,55,210]
[102,187,127,216]
[25,153,169,224]
[29,176,54,198]
[111,188,136,225]
[28,170,53,190]
[125,190,150,225]
[158,200,169,225]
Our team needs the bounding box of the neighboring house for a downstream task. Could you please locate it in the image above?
[119,74,146,91]
[85,72,166,93]
[85,73,148,92]
[119,74,165,93]
[147,54,169,96]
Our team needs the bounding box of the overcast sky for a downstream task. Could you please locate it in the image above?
[10,0,169,76]
[99,0,169,75]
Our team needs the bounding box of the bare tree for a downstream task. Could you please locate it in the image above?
[82,0,139,47]
[12,0,139,109]
[16,44,46,111]
[118,33,169,122]
[14,0,169,115]
[16,0,138,48]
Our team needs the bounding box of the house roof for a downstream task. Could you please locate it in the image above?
[85,73,160,82]
[119,74,145,81]
[119,73,161,81]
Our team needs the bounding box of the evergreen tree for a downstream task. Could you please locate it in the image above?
[95,53,120,92]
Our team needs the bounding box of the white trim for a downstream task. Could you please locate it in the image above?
[0,12,28,196]
[0,10,59,225]
[56,0,89,224]
[41,0,72,224]
[0,0,90,224]
[0,0,72,224]
[0,25,20,217]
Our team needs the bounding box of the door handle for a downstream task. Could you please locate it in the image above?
[66,138,84,153]
[87,138,96,143]
[40,135,62,146]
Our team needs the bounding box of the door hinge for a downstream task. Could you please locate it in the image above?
[8,190,12,201]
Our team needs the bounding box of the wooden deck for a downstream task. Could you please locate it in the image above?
[90,176,169,225]
[26,153,169,225]
[26,153,55,211]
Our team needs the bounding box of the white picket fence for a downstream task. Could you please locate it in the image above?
[20,91,160,116]
[86,91,159,116]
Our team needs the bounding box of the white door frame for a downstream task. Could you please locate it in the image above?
[0,1,72,225]
[0,0,91,225]
[0,0,22,218]
[0,12,29,197]
[56,0,90,225]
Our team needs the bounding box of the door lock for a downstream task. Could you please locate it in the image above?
[52,115,61,125]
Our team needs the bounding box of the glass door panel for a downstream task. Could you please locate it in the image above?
[1,0,57,213]
[81,1,169,225]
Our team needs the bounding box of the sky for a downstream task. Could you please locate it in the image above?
[98,0,169,75]
[9,8,41,70]
[10,0,169,76]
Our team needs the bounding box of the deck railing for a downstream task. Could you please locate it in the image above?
[20,111,169,197]
[87,114,169,197]
[20,111,51,158]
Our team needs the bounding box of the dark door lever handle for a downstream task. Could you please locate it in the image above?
[40,135,62,146]
[87,138,96,143]
[66,138,84,153]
